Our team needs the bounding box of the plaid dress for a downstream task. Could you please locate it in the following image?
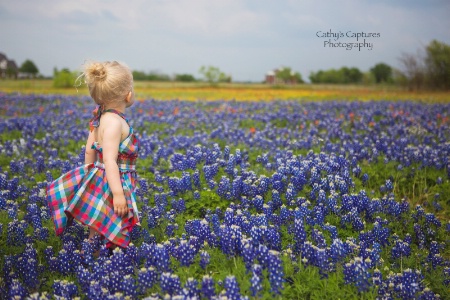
[46,107,140,249]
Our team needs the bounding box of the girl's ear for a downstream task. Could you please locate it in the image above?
[125,91,132,103]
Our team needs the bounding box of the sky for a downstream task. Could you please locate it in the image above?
[1,0,449,82]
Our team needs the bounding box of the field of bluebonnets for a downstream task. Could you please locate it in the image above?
[0,92,449,299]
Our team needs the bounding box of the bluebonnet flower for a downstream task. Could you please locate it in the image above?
[165,223,178,237]
[217,176,231,199]
[241,240,256,270]
[155,243,171,272]
[343,257,372,292]
[293,217,307,254]
[329,238,348,263]
[425,213,441,227]
[391,239,411,259]
[266,225,282,251]
[52,279,79,299]
[286,188,296,204]
[279,205,290,224]
[8,279,28,299]
[176,239,196,267]
[393,269,424,299]
[138,267,158,293]
[201,275,216,299]
[372,268,382,286]
[311,229,327,248]
[314,247,329,278]
[200,250,210,269]
[231,176,243,199]
[161,272,182,296]
[252,195,264,211]
[362,173,369,184]
[224,207,234,226]
[87,280,105,300]
[224,275,242,300]
[271,189,282,209]
[385,179,393,191]
[57,248,73,275]
[24,257,40,289]
[193,170,201,188]
[208,179,216,190]
[418,288,440,300]
[76,265,91,293]
[7,219,26,246]
[267,250,284,294]
[184,277,200,298]
[121,275,137,298]
[250,264,263,297]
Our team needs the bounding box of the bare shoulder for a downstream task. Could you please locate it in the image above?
[100,112,122,127]
[99,112,129,142]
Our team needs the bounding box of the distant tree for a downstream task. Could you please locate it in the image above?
[132,70,170,81]
[20,59,39,77]
[309,67,361,84]
[275,67,304,84]
[392,68,408,87]
[343,67,363,83]
[132,70,148,81]
[147,72,170,81]
[361,71,376,85]
[53,67,78,88]
[425,39,450,90]
[398,51,426,91]
[199,66,230,84]
[175,74,196,82]
[370,63,392,83]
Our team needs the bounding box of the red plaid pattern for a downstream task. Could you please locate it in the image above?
[46,109,140,249]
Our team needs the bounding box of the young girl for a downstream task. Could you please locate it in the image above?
[46,60,140,252]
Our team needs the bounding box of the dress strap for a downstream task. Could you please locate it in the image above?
[89,106,129,131]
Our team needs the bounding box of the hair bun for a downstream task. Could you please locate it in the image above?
[89,63,107,81]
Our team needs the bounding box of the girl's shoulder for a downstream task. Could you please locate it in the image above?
[99,111,131,143]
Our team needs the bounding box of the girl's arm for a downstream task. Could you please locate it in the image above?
[84,130,96,164]
[101,115,128,218]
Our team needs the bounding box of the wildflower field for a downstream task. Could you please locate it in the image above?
[0,91,449,299]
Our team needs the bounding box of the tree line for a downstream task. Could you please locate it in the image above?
[309,40,450,90]
[8,39,450,90]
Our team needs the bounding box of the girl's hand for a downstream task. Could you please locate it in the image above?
[113,194,128,218]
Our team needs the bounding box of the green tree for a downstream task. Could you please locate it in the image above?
[199,66,230,84]
[275,67,304,84]
[147,72,170,81]
[19,59,39,77]
[342,67,363,83]
[132,70,170,81]
[370,63,392,83]
[53,68,78,88]
[132,70,148,81]
[175,74,196,82]
[309,67,361,84]
[425,39,450,90]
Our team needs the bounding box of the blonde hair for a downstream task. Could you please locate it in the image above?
[80,61,133,105]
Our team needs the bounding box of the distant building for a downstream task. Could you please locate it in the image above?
[265,69,283,84]
[0,53,18,79]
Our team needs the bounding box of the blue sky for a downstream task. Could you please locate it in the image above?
[1,0,449,82]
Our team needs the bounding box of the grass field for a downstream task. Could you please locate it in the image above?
[1,79,449,102]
